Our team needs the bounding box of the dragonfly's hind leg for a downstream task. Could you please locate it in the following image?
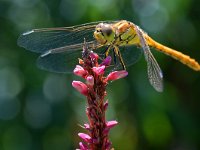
[112,48,117,66]
[114,46,126,70]
[103,45,126,70]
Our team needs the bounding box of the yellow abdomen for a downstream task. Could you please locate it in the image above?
[146,36,200,71]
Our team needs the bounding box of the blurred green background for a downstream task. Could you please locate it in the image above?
[0,0,200,149]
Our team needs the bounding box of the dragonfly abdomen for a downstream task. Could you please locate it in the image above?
[147,37,200,71]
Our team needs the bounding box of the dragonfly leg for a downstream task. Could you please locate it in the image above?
[105,45,112,57]
[112,48,117,65]
[114,46,126,70]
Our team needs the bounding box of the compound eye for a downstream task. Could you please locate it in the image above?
[101,26,113,36]
[96,23,104,29]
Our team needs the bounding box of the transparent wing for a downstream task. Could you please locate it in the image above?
[17,21,117,54]
[17,23,96,53]
[37,48,82,73]
[144,50,163,92]
[120,45,143,67]
[135,26,163,92]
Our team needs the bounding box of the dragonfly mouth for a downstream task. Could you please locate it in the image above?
[95,28,102,34]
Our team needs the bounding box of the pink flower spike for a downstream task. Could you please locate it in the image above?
[106,120,118,129]
[72,81,88,96]
[73,65,87,77]
[78,133,92,143]
[100,56,112,66]
[79,142,88,150]
[92,65,105,75]
[86,75,94,86]
[106,70,128,81]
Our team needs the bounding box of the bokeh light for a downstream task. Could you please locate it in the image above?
[0,67,23,100]
[2,126,32,150]
[0,98,20,120]
[24,94,52,129]
[43,74,68,103]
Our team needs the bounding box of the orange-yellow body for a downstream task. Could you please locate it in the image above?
[146,36,200,71]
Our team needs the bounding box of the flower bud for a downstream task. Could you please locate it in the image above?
[86,75,94,86]
[104,101,109,111]
[92,65,105,75]
[106,120,118,129]
[84,123,90,130]
[79,142,88,150]
[78,133,92,143]
[89,52,99,60]
[106,70,128,81]
[78,58,84,65]
[73,65,87,77]
[103,120,118,135]
[100,56,112,66]
[72,81,88,96]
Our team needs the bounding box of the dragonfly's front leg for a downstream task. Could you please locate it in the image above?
[105,45,112,57]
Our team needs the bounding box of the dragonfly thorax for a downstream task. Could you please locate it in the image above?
[94,23,115,45]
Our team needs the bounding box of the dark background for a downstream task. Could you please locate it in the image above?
[0,0,200,150]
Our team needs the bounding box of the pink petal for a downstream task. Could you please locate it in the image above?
[92,65,105,75]
[86,75,94,86]
[100,56,112,66]
[104,101,109,111]
[79,142,88,150]
[90,52,99,60]
[78,133,92,143]
[106,120,118,129]
[72,81,88,96]
[73,65,87,77]
[103,120,118,135]
[84,123,90,130]
[106,70,128,81]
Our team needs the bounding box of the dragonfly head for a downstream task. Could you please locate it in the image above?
[94,23,115,45]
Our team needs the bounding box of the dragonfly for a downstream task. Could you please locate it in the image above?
[18,20,200,92]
